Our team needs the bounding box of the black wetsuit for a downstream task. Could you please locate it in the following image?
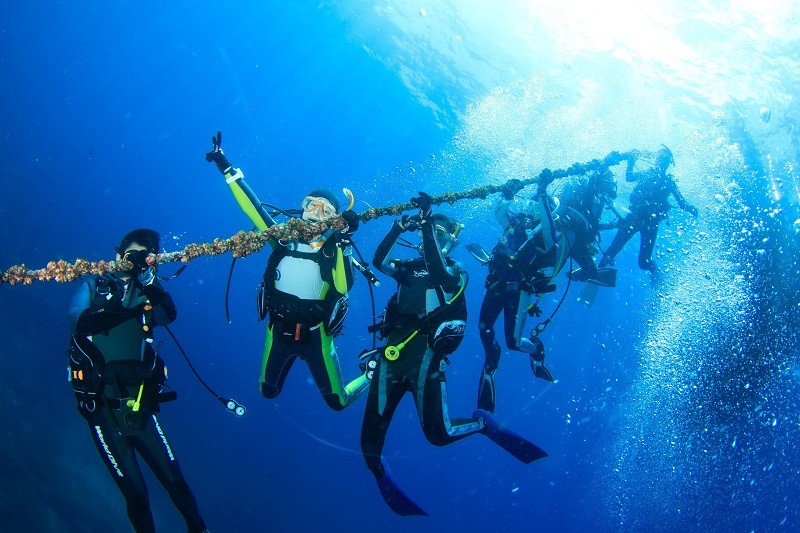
[361,217,482,478]
[600,166,695,271]
[477,200,556,412]
[68,274,206,533]
[558,169,615,278]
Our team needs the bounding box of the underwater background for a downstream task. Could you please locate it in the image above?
[1,1,799,531]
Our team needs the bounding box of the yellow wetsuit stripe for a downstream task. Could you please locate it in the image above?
[228,177,269,232]
[333,246,347,294]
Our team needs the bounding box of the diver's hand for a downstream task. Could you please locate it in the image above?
[340,210,360,234]
[686,204,699,218]
[603,151,625,167]
[502,178,523,200]
[537,168,553,196]
[121,249,151,275]
[139,283,169,306]
[397,215,420,232]
[411,192,433,219]
[205,131,233,174]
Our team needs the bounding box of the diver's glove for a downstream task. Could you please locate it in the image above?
[205,131,233,174]
[603,151,626,167]
[502,178,524,200]
[537,168,553,196]
[411,191,434,220]
[340,210,361,234]
[139,283,169,307]
[396,214,420,232]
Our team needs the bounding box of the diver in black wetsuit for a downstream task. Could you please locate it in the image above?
[67,229,207,533]
[598,146,698,274]
[359,192,547,517]
[559,164,619,287]
[476,177,561,410]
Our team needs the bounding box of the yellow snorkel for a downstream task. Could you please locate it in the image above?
[343,187,355,211]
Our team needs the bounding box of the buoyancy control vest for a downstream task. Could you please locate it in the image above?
[257,236,351,338]
[67,275,170,412]
[375,258,468,358]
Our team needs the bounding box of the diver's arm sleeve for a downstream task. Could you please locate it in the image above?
[140,283,177,326]
[625,164,643,183]
[373,223,404,276]
[223,168,277,231]
[536,192,558,252]
[668,177,692,210]
[421,219,460,287]
[70,279,138,336]
[494,199,512,228]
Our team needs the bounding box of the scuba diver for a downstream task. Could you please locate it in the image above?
[472,176,562,413]
[67,229,208,533]
[558,162,619,287]
[205,132,369,411]
[598,145,699,275]
[359,192,547,517]
[471,156,628,407]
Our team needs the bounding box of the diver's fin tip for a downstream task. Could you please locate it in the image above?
[377,464,429,517]
[474,410,548,464]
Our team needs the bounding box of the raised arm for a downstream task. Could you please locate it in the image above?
[412,193,461,290]
[373,216,419,277]
[205,131,276,231]
[624,150,645,183]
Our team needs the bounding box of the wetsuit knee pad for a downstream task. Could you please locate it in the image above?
[321,392,347,412]
[260,382,278,399]
[428,320,466,355]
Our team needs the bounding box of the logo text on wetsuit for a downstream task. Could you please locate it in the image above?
[153,416,175,461]
[94,425,123,477]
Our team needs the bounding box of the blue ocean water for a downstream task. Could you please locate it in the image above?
[1,1,799,531]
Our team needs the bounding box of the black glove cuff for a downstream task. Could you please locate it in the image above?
[215,156,232,175]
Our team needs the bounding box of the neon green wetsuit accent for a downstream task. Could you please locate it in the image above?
[219,166,366,410]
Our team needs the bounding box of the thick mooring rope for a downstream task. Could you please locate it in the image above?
[1,152,628,286]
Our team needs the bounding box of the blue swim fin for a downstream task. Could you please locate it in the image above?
[376,463,429,517]
[474,409,548,464]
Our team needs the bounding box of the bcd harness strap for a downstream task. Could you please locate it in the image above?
[258,236,344,321]
[69,275,175,412]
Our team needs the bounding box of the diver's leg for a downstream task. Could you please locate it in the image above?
[478,287,504,354]
[259,323,297,399]
[638,220,659,272]
[360,363,426,516]
[132,415,206,533]
[84,407,155,533]
[306,324,369,411]
[509,289,541,353]
[418,352,485,446]
[599,216,636,267]
[477,288,504,412]
[570,236,600,279]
